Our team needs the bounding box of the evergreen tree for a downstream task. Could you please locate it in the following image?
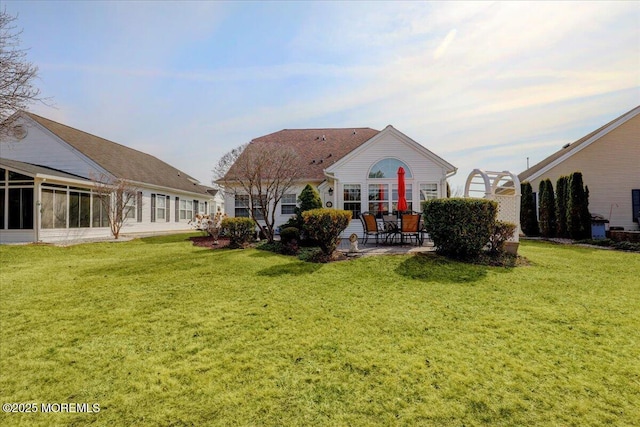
[567,172,590,239]
[297,184,322,214]
[539,179,556,237]
[520,182,539,236]
[555,176,569,237]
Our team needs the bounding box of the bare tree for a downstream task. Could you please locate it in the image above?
[211,143,248,188]
[91,174,140,239]
[217,142,303,243]
[0,9,45,137]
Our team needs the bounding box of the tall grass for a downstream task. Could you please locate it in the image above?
[1,236,638,426]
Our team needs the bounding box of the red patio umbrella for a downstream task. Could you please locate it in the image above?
[397,166,408,212]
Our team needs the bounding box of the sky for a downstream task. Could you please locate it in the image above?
[4,1,639,192]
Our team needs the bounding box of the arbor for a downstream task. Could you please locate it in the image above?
[91,174,140,239]
[217,142,304,243]
[0,9,44,137]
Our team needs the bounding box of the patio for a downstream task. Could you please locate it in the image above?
[337,236,435,257]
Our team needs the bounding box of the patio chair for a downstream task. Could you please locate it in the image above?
[400,212,422,245]
[360,212,385,245]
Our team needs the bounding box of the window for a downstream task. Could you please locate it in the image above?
[124,193,136,219]
[92,195,110,228]
[392,183,413,212]
[281,193,297,215]
[368,158,412,179]
[368,184,389,215]
[180,199,193,220]
[8,188,33,229]
[156,194,166,220]
[343,184,361,219]
[69,191,91,228]
[235,195,250,217]
[252,195,265,220]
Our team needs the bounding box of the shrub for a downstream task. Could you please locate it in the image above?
[423,198,497,260]
[221,217,255,248]
[302,208,352,256]
[280,227,300,244]
[488,221,517,254]
[279,226,300,255]
[555,176,569,237]
[520,182,539,236]
[538,179,556,238]
[567,172,590,240]
[282,185,323,242]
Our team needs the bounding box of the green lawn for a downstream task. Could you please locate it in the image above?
[1,235,639,426]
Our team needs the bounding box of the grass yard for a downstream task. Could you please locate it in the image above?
[1,235,639,426]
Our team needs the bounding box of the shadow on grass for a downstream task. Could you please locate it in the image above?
[137,233,198,245]
[395,253,489,283]
[257,260,323,277]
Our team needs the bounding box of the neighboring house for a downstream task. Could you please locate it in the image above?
[519,105,640,231]
[219,125,457,237]
[0,111,223,244]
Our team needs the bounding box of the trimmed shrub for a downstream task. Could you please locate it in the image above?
[279,226,300,255]
[567,172,590,239]
[555,176,569,237]
[423,198,497,259]
[221,217,255,248]
[302,208,352,256]
[281,184,322,242]
[488,221,517,254]
[520,182,539,236]
[538,179,556,238]
[280,227,300,244]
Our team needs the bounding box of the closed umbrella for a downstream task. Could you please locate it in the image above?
[397,166,408,212]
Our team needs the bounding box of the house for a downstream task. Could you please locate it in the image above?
[518,105,640,231]
[0,111,223,244]
[219,125,457,237]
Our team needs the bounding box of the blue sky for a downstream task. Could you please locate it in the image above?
[5,1,639,191]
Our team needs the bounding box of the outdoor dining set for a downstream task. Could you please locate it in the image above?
[359,211,428,246]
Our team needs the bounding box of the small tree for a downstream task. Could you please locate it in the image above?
[555,176,569,237]
[520,182,539,236]
[217,142,304,243]
[538,179,556,238]
[567,172,590,239]
[91,174,139,239]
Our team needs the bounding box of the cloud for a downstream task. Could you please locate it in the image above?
[433,29,457,60]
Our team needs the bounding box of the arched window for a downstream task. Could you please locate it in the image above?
[368,158,412,178]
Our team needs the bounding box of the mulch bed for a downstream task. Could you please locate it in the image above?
[189,235,231,249]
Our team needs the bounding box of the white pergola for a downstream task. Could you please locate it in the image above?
[464,169,521,242]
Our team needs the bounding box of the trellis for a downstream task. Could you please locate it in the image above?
[464,169,521,242]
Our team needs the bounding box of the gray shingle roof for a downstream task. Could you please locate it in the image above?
[25,112,212,195]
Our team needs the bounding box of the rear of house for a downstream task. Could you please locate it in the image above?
[220,125,456,238]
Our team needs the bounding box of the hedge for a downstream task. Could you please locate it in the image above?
[423,198,497,259]
[221,217,255,248]
[302,209,352,256]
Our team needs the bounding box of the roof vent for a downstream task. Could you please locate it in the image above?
[326,153,332,158]
[322,135,326,141]
[562,143,571,149]
[311,159,316,164]
[353,130,357,135]
[318,159,323,164]
[12,124,27,140]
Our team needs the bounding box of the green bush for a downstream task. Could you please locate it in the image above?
[488,221,517,254]
[567,172,590,240]
[280,227,300,244]
[423,198,497,260]
[555,176,569,237]
[520,182,539,236]
[538,179,556,238]
[302,208,352,256]
[221,217,255,248]
[281,185,323,243]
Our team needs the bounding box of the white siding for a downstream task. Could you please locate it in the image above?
[1,116,107,179]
